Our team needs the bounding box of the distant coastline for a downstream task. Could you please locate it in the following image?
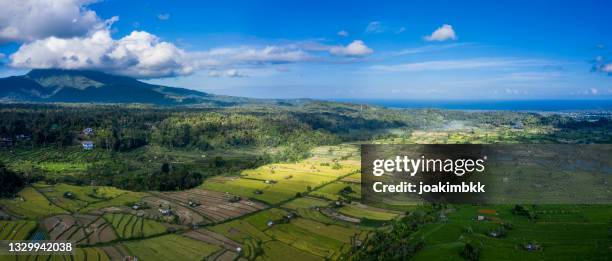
[331,99,612,111]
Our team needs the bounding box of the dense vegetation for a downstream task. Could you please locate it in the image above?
[341,207,439,260]
[0,164,26,197]
[1,102,610,192]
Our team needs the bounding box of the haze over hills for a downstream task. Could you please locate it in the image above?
[0,69,304,106]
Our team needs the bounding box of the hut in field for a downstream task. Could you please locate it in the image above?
[81,141,94,150]
[83,127,95,136]
[0,137,13,147]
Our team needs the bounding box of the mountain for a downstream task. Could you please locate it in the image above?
[0,69,272,106]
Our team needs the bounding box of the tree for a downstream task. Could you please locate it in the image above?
[0,164,25,198]
[161,162,170,173]
[461,243,480,261]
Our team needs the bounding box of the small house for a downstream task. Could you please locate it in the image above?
[132,203,141,210]
[83,128,94,136]
[0,137,13,147]
[477,215,485,221]
[81,141,94,150]
[16,134,31,141]
[285,212,297,220]
[63,192,75,199]
[158,208,173,216]
[523,243,541,252]
[267,220,275,227]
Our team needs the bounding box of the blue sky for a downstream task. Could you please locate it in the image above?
[1,0,611,99]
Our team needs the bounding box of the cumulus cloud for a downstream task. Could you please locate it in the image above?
[4,1,372,80]
[424,24,457,42]
[10,29,193,78]
[365,21,384,34]
[337,30,349,37]
[157,13,171,21]
[8,27,373,78]
[329,40,373,57]
[0,0,108,43]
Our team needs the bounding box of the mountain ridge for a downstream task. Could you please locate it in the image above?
[0,69,302,106]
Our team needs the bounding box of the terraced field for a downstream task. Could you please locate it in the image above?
[0,220,37,240]
[310,181,360,201]
[0,144,413,260]
[337,203,400,221]
[103,213,170,239]
[201,146,360,205]
[0,187,68,219]
[42,214,117,245]
[123,234,221,261]
[411,204,612,260]
[153,188,266,223]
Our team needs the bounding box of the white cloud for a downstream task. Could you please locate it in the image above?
[157,13,171,21]
[0,53,4,59]
[9,29,375,79]
[0,0,107,43]
[365,21,384,34]
[225,69,247,78]
[371,58,554,72]
[603,63,612,73]
[337,30,349,37]
[395,27,406,34]
[192,46,312,68]
[424,24,457,42]
[208,69,247,78]
[329,40,373,57]
[10,29,193,78]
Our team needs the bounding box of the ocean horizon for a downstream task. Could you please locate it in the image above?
[331,99,612,111]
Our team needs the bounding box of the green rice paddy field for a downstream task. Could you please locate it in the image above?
[0,143,610,260]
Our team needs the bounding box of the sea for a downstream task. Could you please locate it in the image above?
[331,99,612,111]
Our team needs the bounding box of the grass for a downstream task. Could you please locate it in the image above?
[338,204,399,221]
[209,220,272,243]
[290,218,358,243]
[310,181,360,201]
[0,187,68,219]
[0,220,37,240]
[295,208,337,225]
[124,234,220,261]
[104,213,168,239]
[264,221,345,258]
[410,204,612,261]
[33,183,130,212]
[73,247,111,261]
[38,162,91,173]
[257,240,323,261]
[282,197,329,210]
[200,149,360,204]
[245,208,289,231]
[79,190,147,213]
